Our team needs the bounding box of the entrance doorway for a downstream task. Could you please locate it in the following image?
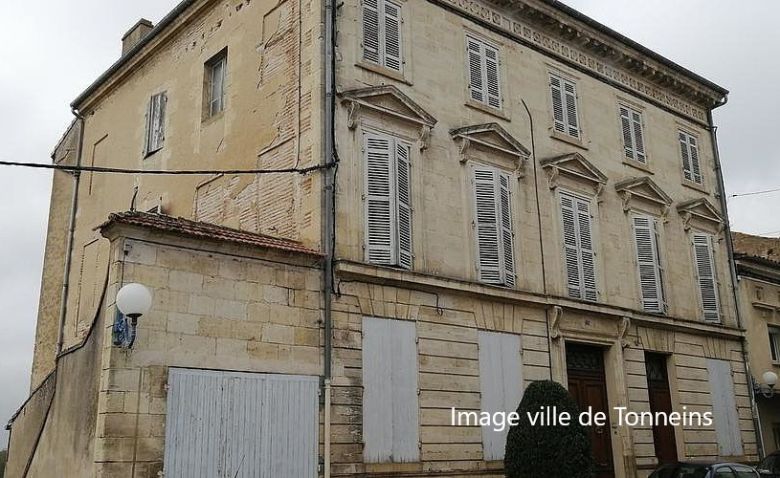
[645,353,678,465]
[566,343,615,478]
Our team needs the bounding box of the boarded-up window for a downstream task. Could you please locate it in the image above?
[362,0,402,72]
[363,131,413,269]
[550,73,580,139]
[163,369,319,478]
[560,191,597,302]
[693,233,720,322]
[478,331,523,461]
[632,215,666,313]
[619,104,646,163]
[362,317,419,463]
[144,92,167,156]
[472,165,515,287]
[706,359,743,457]
[466,35,501,109]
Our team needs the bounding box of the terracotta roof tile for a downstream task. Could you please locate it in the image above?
[100,211,323,257]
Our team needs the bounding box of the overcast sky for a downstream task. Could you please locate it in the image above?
[0,0,778,446]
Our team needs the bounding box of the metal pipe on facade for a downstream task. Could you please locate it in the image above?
[707,101,765,458]
[56,108,85,356]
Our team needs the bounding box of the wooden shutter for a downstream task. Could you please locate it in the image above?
[620,105,645,163]
[146,92,166,154]
[631,109,646,162]
[551,74,580,138]
[363,317,419,463]
[362,0,381,64]
[633,215,665,313]
[467,37,485,104]
[680,131,702,184]
[383,0,402,72]
[688,135,702,183]
[563,79,580,138]
[396,142,412,269]
[484,44,501,109]
[620,106,634,159]
[693,234,720,322]
[365,133,394,265]
[473,167,514,286]
[550,75,565,134]
[561,193,597,301]
[706,359,744,457]
[478,331,523,461]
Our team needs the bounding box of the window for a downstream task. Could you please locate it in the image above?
[679,130,702,184]
[560,192,597,302]
[619,105,646,163]
[362,317,419,463]
[363,132,412,269]
[633,215,666,313]
[144,92,166,156]
[550,73,580,139]
[467,36,501,109]
[478,331,523,460]
[769,328,780,364]
[472,165,515,287]
[205,49,227,119]
[362,0,402,72]
[692,234,720,322]
[706,359,744,457]
[773,424,780,453]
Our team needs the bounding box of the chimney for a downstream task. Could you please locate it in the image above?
[121,19,154,56]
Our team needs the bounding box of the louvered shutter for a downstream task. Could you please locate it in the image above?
[396,142,412,269]
[467,37,484,104]
[576,198,597,301]
[474,168,501,284]
[365,134,394,265]
[620,106,645,163]
[550,75,565,134]
[563,79,580,138]
[620,106,634,159]
[362,0,380,64]
[693,234,720,322]
[689,136,702,184]
[631,109,645,162]
[561,194,581,298]
[484,44,501,109]
[680,131,702,184]
[561,193,597,302]
[679,132,692,181]
[633,216,665,313]
[383,0,402,72]
[498,173,515,287]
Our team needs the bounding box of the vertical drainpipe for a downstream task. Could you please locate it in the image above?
[322,0,336,472]
[708,99,765,459]
[56,108,85,356]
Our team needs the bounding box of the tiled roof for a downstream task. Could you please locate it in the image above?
[100,211,323,257]
[732,232,780,264]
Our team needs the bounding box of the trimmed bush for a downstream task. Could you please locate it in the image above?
[504,380,594,478]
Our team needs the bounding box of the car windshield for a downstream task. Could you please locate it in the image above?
[672,464,709,478]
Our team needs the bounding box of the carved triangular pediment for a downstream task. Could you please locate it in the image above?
[615,177,672,213]
[677,198,724,231]
[540,153,608,196]
[450,123,531,159]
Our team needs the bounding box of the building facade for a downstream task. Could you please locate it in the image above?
[6,0,759,477]
[734,233,780,456]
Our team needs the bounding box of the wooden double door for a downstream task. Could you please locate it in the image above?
[566,343,615,478]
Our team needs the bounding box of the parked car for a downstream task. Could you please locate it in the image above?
[757,451,780,476]
[650,462,759,478]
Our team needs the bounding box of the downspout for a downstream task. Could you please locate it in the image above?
[322,0,337,472]
[56,108,85,356]
[708,99,765,459]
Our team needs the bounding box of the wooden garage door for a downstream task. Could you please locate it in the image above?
[163,369,319,478]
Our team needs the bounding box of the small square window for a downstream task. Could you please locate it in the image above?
[204,49,227,119]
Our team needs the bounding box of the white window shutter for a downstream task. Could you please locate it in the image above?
[474,168,501,284]
[706,359,743,457]
[633,215,665,313]
[365,134,395,265]
[362,0,381,64]
[560,194,582,299]
[689,136,702,183]
[550,75,565,134]
[576,198,597,301]
[620,106,645,163]
[563,79,580,138]
[383,0,402,72]
[467,37,484,104]
[396,142,412,269]
[499,173,515,287]
[620,106,635,159]
[631,109,645,162]
[693,234,720,322]
[680,131,702,184]
[560,193,597,302]
[484,45,501,109]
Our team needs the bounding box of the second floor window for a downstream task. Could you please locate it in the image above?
[205,49,227,119]
[364,132,412,269]
[362,0,402,73]
[467,36,501,109]
[560,192,597,302]
[679,130,702,184]
[144,92,167,156]
[692,233,720,322]
[633,215,666,313]
[619,105,646,163]
[769,328,780,364]
[472,166,515,287]
[550,73,580,139]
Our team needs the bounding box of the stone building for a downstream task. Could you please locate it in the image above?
[5,0,758,477]
[734,233,780,456]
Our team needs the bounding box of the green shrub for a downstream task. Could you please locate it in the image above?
[504,380,594,478]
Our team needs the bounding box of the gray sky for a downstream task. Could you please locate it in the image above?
[0,0,778,446]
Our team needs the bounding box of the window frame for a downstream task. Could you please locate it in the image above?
[558,190,598,302]
[465,34,502,111]
[549,72,581,140]
[631,214,667,314]
[361,0,404,74]
[204,49,228,120]
[692,232,721,323]
[144,91,167,157]
[679,129,703,185]
[769,327,780,365]
[618,103,647,164]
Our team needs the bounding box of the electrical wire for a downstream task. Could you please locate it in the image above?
[0,160,335,176]
[730,187,780,199]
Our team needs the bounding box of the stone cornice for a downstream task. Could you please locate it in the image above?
[434,0,726,124]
